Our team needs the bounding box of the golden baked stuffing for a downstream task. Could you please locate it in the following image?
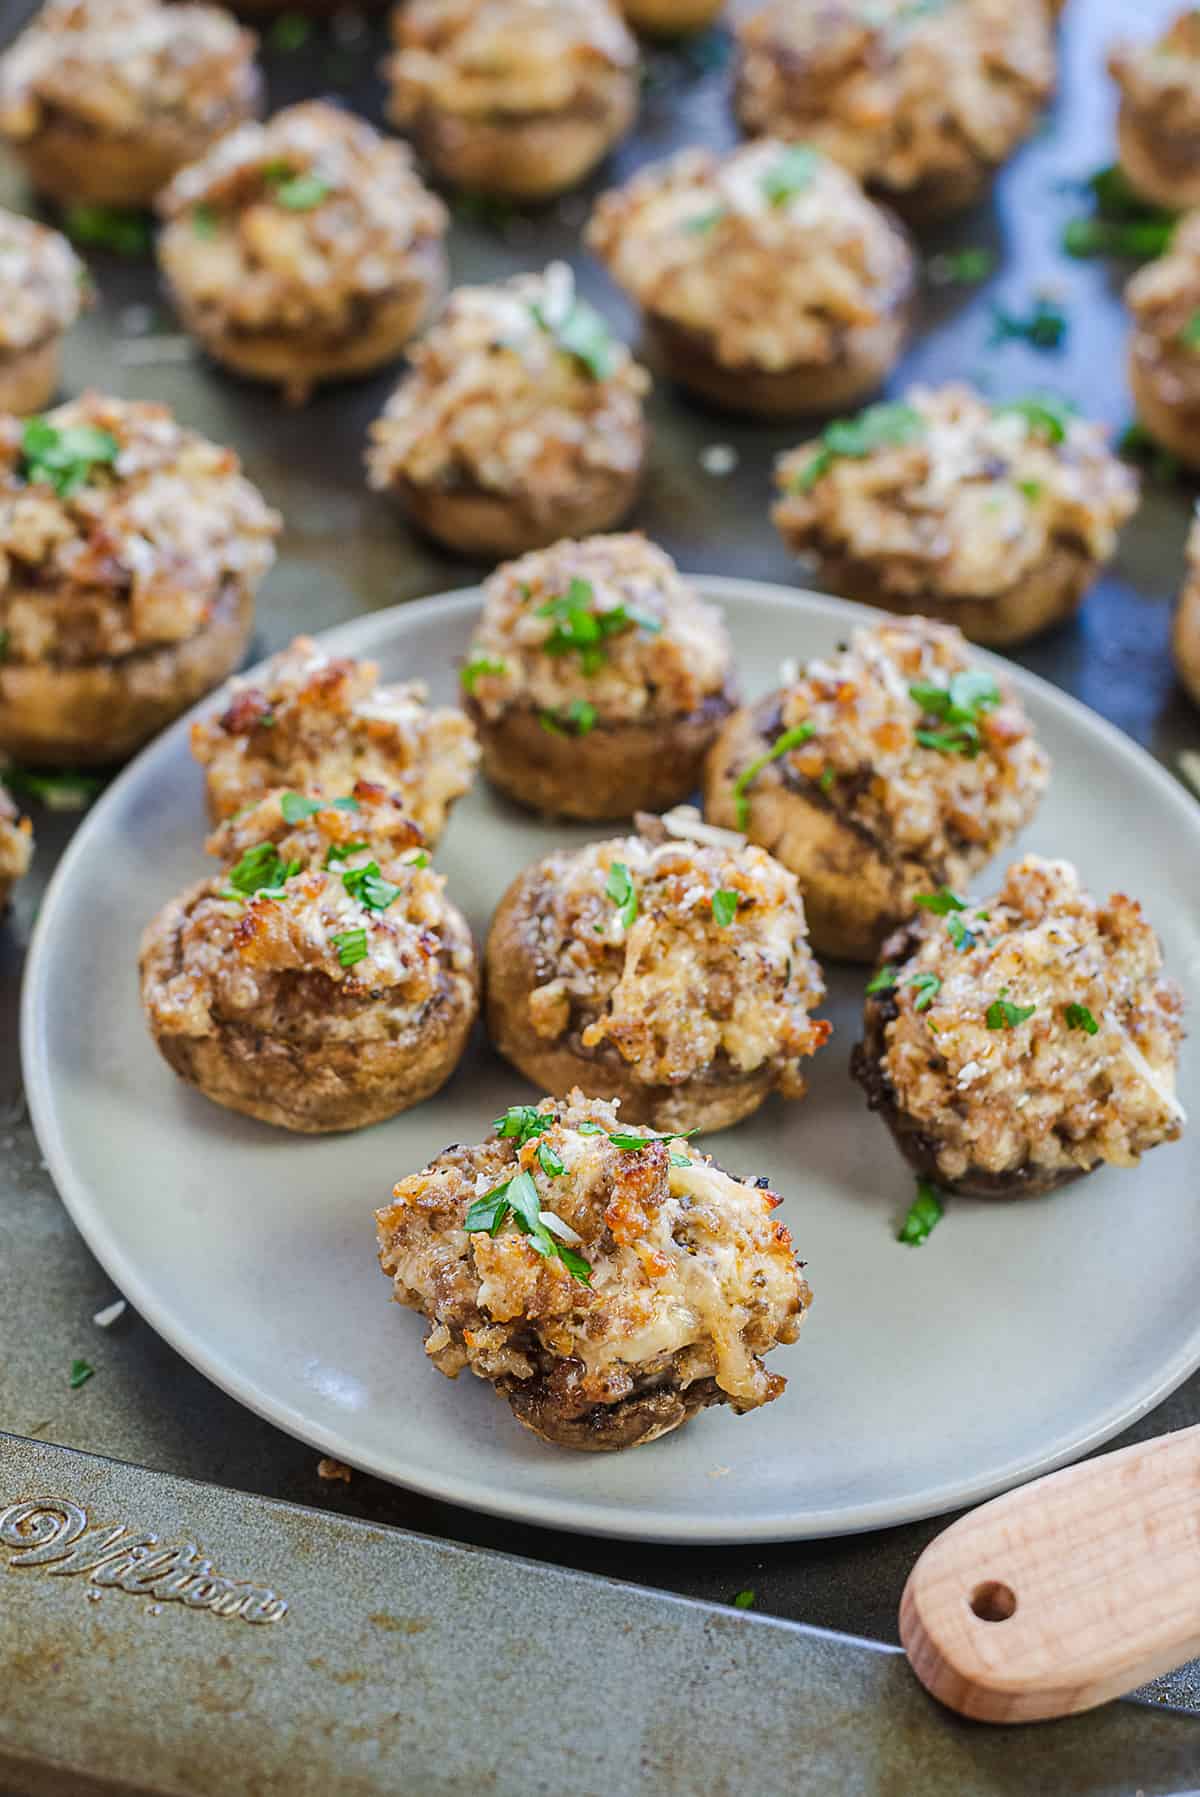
[587,139,913,377]
[1110,10,1200,209]
[0,208,84,357]
[734,0,1054,214]
[859,855,1185,1186]
[0,785,33,908]
[191,635,479,838]
[366,263,648,530]
[375,1089,812,1448]
[1126,211,1200,469]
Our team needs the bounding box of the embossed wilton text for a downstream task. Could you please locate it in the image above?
[0,1497,288,1623]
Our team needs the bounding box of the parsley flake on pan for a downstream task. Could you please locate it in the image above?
[897,1180,944,1246]
[989,295,1068,352]
[465,1168,592,1285]
[69,1358,95,1389]
[732,1589,757,1610]
[1061,165,1176,262]
[732,722,816,829]
[62,202,152,258]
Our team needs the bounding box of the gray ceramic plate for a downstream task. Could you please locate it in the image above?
[21,580,1200,1544]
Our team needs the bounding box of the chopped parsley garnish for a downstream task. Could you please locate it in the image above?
[62,203,152,257]
[342,861,401,911]
[605,861,638,931]
[1180,311,1200,351]
[994,393,1075,445]
[989,295,1068,352]
[910,668,1001,757]
[536,578,659,675]
[914,886,967,916]
[324,839,369,866]
[264,166,331,210]
[69,1358,95,1389]
[818,767,835,794]
[1018,478,1043,501]
[907,971,942,1010]
[607,1127,697,1150]
[4,768,103,811]
[712,888,739,927]
[539,699,597,737]
[20,417,118,499]
[760,145,820,207]
[332,926,369,968]
[1061,165,1176,262]
[406,850,430,869]
[531,292,618,381]
[496,1104,554,1147]
[685,206,725,234]
[461,655,507,694]
[791,402,925,492]
[0,629,7,661]
[925,247,995,287]
[269,11,311,49]
[945,913,978,953]
[866,964,897,994]
[1065,1002,1099,1035]
[897,1180,943,1246]
[225,841,300,899]
[732,1589,756,1610]
[191,204,218,239]
[537,1139,565,1178]
[985,988,1037,1030]
[280,791,359,824]
[732,722,816,829]
[464,1168,591,1285]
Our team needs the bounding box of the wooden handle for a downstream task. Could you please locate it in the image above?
[900,1424,1200,1724]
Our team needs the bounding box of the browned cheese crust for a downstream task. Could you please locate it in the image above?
[366,264,648,560]
[140,785,480,1134]
[1110,11,1200,211]
[191,634,479,837]
[485,822,829,1133]
[703,615,1050,962]
[0,0,261,208]
[375,1089,812,1449]
[851,855,1185,1197]
[1173,512,1200,705]
[0,208,85,414]
[773,384,1139,647]
[733,0,1055,218]
[1126,211,1200,472]
[158,101,448,404]
[0,785,33,911]
[461,533,736,819]
[385,0,639,201]
[587,140,914,418]
[0,391,279,766]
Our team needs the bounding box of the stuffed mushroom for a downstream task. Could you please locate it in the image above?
[586,140,914,418]
[190,634,479,835]
[0,0,261,210]
[620,0,724,33]
[703,615,1050,962]
[0,787,33,911]
[0,209,86,415]
[486,816,830,1133]
[140,784,479,1133]
[385,0,639,202]
[0,392,279,767]
[366,264,649,560]
[852,855,1186,1198]
[733,0,1055,219]
[772,386,1139,648]
[461,534,736,820]
[157,101,447,405]
[1125,211,1200,471]
[1110,11,1200,212]
[1172,512,1200,706]
[375,1089,812,1449]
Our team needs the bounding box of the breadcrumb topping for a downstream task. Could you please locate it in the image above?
[158,102,447,341]
[0,208,84,354]
[1126,210,1200,387]
[376,1088,810,1415]
[387,0,637,125]
[463,534,732,726]
[734,0,1054,200]
[587,140,913,373]
[514,832,829,1090]
[0,0,257,143]
[191,636,479,838]
[142,785,475,1043]
[765,615,1049,889]
[875,855,1185,1182]
[366,263,647,512]
[1110,11,1200,143]
[774,384,1138,600]
[0,392,279,666]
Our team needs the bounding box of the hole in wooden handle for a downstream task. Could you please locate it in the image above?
[970,1580,1017,1623]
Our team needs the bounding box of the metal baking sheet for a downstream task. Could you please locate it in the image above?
[2,0,1200,1756]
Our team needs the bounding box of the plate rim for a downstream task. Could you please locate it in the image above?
[21,577,1200,1544]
